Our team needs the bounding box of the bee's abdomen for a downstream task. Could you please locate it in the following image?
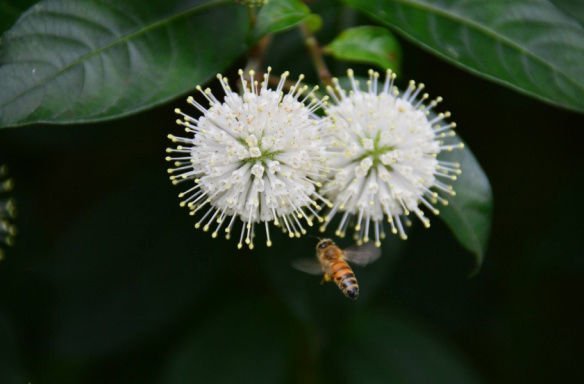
[331,260,359,300]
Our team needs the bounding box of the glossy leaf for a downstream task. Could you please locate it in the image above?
[324,26,401,72]
[253,0,310,39]
[551,0,584,25]
[0,0,248,128]
[344,0,584,113]
[326,311,482,384]
[162,300,292,384]
[439,144,493,271]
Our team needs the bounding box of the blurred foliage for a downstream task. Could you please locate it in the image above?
[253,0,311,39]
[162,299,294,384]
[325,311,482,384]
[0,165,16,260]
[0,312,25,384]
[44,171,226,358]
[0,0,582,383]
[324,26,401,72]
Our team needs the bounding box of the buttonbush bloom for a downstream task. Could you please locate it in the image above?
[167,69,329,249]
[0,166,16,260]
[320,69,463,246]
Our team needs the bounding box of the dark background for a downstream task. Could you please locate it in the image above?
[1,3,583,384]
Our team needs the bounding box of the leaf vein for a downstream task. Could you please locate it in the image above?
[0,0,230,112]
[373,0,584,104]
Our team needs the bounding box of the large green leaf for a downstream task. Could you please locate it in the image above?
[0,0,248,128]
[551,0,584,25]
[439,144,492,272]
[344,0,584,113]
[324,26,401,72]
[326,311,482,384]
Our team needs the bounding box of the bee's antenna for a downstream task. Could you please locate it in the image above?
[308,235,322,241]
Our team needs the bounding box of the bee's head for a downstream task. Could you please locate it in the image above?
[316,238,333,250]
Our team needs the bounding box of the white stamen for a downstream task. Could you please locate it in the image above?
[167,70,329,248]
[320,69,463,243]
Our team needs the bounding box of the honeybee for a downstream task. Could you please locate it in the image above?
[293,239,381,300]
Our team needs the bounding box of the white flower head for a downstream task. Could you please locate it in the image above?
[320,69,463,246]
[167,68,330,249]
[0,165,16,260]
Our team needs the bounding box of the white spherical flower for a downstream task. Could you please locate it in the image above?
[167,68,330,249]
[320,69,464,246]
[0,165,16,261]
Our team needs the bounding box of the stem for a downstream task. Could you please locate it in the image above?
[245,35,272,73]
[247,5,257,29]
[243,0,271,76]
[300,23,333,87]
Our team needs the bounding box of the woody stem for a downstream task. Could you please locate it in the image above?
[300,23,333,87]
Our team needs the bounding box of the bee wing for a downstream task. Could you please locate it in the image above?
[344,242,381,266]
[291,258,323,275]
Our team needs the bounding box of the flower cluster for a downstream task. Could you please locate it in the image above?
[320,69,463,246]
[0,165,16,260]
[167,68,330,249]
[167,68,462,249]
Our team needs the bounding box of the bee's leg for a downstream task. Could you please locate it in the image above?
[320,274,332,285]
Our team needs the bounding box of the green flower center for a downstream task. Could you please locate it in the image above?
[354,131,395,169]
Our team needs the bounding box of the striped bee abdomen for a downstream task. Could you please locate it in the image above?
[330,260,360,300]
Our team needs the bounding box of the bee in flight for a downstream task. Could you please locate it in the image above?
[293,239,381,300]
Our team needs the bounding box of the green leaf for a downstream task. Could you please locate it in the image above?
[551,0,584,25]
[162,300,293,384]
[304,13,323,33]
[254,0,310,39]
[439,144,493,272]
[327,311,482,384]
[324,26,401,72]
[344,0,584,113]
[0,0,249,128]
